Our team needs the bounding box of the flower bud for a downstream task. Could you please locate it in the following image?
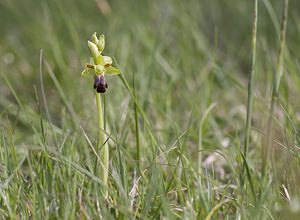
[97,34,105,52]
[88,40,99,59]
[91,32,99,44]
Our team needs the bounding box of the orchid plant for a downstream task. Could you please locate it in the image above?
[82,32,120,198]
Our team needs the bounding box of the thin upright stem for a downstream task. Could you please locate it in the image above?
[95,92,109,198]
[244,0,258,157]
[263,0,289,177]
[133,74,140,171]
[198,103,216,175]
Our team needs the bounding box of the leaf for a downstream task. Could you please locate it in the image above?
[105,66,120,75]
[81,68,94,77]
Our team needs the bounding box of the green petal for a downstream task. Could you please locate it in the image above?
[103,56,112,65]
[105,66,120,75]
[81,68,95,77]
[95,54,104,65]
[89,57,94,65]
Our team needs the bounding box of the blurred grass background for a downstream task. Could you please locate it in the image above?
[1,0,300,219]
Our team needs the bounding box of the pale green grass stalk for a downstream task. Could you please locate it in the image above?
[95,92,109,198]
[133,73,140,171]
[198,103,216,175]
[244,0,258,157]
[263,0,289,176]
[204,199,231,220]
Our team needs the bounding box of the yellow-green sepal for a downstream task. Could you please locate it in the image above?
[105,66,120,75]
[81,68,95,77]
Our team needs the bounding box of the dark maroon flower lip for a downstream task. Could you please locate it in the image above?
[94,75,108,93]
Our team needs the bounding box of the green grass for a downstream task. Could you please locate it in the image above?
[1,0,300,219]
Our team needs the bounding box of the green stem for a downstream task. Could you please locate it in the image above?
[204,199,231,220]
[244,0,258,157]
[198,103,216,175]
[95,92,109,198]
[133,74,140,171]
[263,0,288,177]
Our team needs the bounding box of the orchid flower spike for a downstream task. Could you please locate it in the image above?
[81,32,120,93]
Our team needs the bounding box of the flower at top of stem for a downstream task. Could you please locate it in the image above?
[81,32,120,93]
